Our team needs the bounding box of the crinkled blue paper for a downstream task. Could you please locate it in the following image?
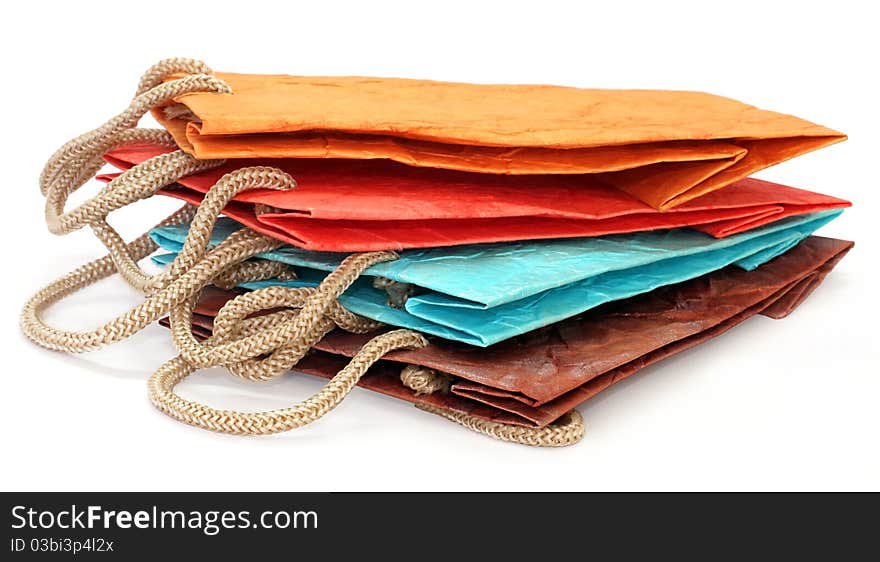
[151,209,841,346]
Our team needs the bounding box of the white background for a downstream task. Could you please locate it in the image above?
[1,1,877,491]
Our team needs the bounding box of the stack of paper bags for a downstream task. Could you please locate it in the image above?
[25,60,854,445]
[119,70,853,442]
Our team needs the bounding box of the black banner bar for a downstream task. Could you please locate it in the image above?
[1,492,873,558]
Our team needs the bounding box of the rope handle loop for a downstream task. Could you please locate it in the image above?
[417,405,585,447]
[21,163,295,353]
[40,58,229,197]
[38,59,235,297]
[149,329,429,435]
[22,58,298,353]
[168,252,393,377]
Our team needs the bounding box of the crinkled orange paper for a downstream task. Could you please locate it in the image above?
[154,73,844,209]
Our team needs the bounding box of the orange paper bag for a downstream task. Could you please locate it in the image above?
[155,72,844,209]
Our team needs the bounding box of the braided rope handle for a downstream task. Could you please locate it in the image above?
[40,59,230,293]
[21,58,585,447]
[417,406,585,447]
[150,330,429,434]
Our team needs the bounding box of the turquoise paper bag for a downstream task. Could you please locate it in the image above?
[150,210,841,346]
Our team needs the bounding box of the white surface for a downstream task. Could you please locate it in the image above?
[1,0,877,491]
